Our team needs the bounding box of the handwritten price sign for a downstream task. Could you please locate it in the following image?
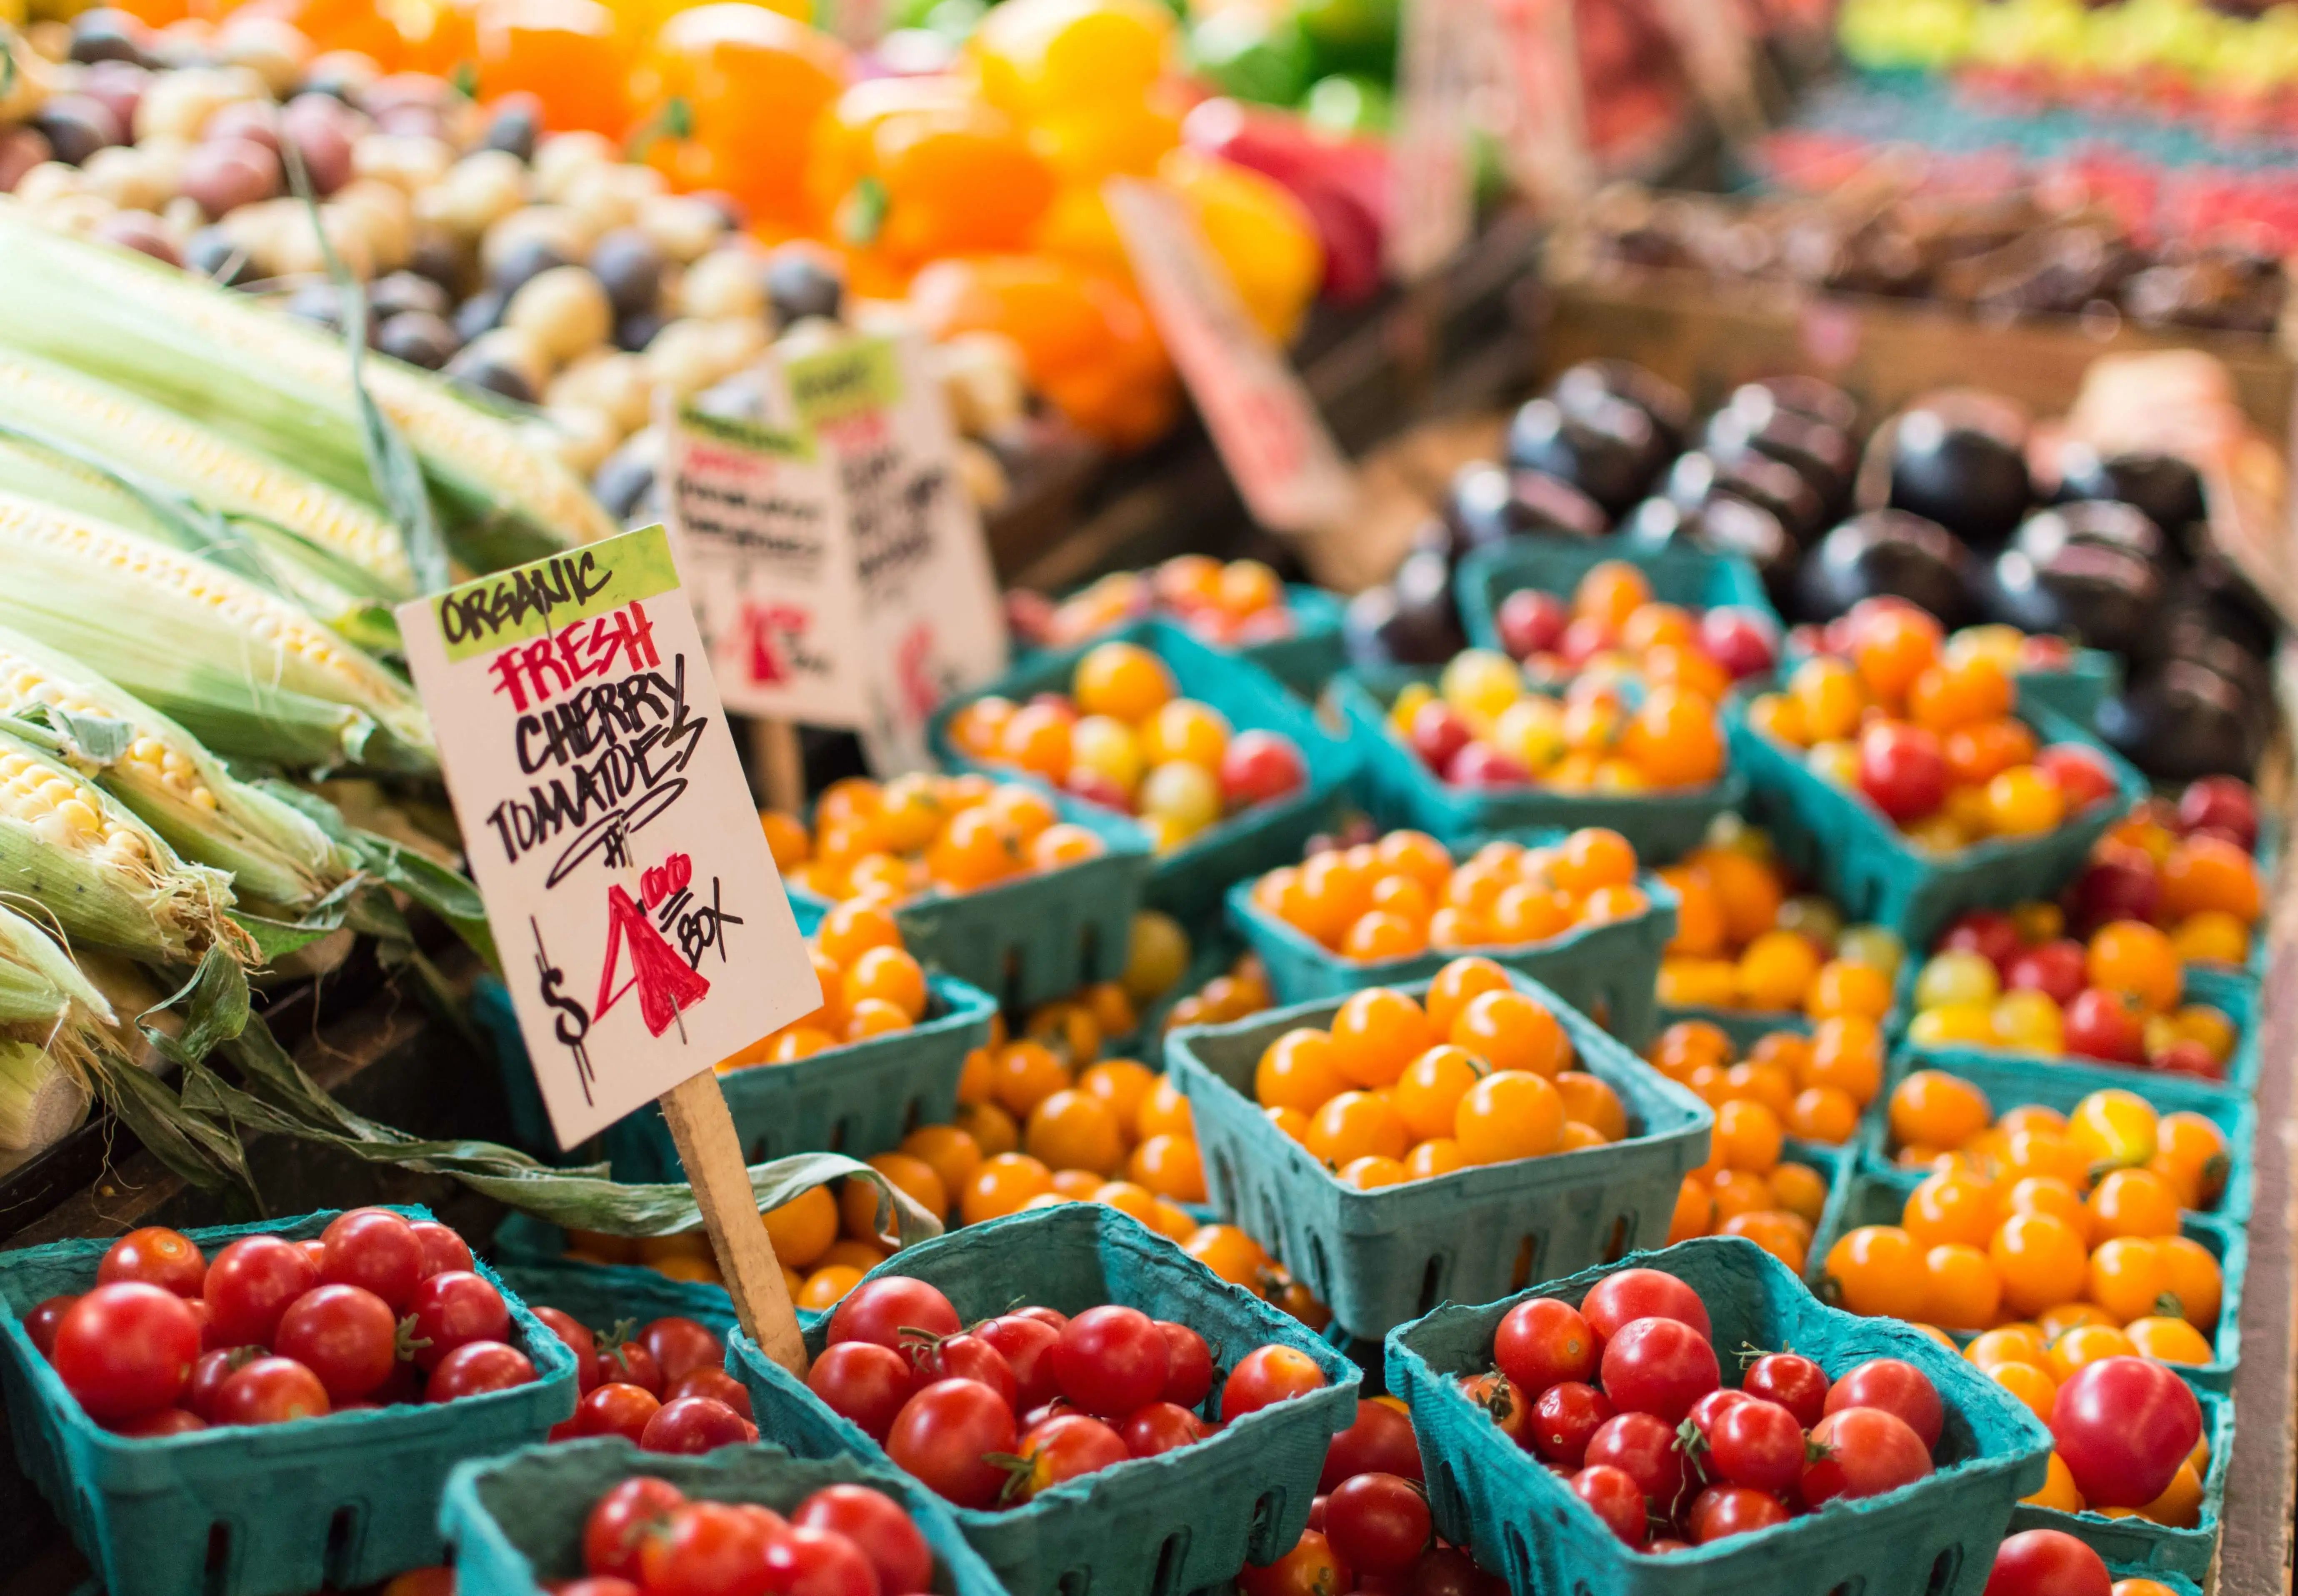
[398,525,818,1149]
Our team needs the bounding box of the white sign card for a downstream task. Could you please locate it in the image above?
[1388,0,1481,281]
[1104,175,1358,535]
[1485,0,1593,214]
[395,525,820,1149]
[663,403,870,728]
[765,329,1010,774]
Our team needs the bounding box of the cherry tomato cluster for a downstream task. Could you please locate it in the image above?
[1908,910,2238,1077]
[1748,600,2120,851]
[946,641,1309,855]
[2073,777,2267,969]
[1789,615,2078,690]
[1015,557,1304,651]
[723,899,934,1070]
[29,1211,533,1436]
[579,1473,942,1596]
[1885,1074,2230,1214]
[533,1311,756,1455]
[802,1275,1328,1510]
[1458,1268,1943,1550]
[1160,948,1275,1034]
[1252,826,1650,964]
[1253,957,1630,1190]
[1491,561,1780,688]
[765,772,1109,904]
[1976,1333,2212,1531]
[1647,1009,1888,1149]
[1830,1088,2224,1353]
[1655,823,1906,1016]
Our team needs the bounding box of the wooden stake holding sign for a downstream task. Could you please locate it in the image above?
[395,525,819,1373]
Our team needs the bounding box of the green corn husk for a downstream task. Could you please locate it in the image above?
[0,209,618,565]
[0,623,354,911]
[0,720,248,967]
[0,900,116,1040]
[0,492,436,773]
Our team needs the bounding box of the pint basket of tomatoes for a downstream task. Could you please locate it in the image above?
[1227,826,1680,1045]
[1165,961,1713,1341]
[0,1206,578,1596]
[440,1436,1007,1596]
[725,1201,1358,1596]
[1385,1237,2053,1596]
[2006,1381,2232,1581]
[930,619,1359,923]
[1455,540,1780,659]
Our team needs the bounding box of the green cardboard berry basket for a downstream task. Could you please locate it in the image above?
[441,1436,1005,1596]
[2010,1383,2232,1581]
[1330,667,1751,858]
[727,1201,1359,1596]
[1225,853,1678,1047]
[1454,538,1780,651]
[928,618,1360,923]
[1164,969,1713,1342]
[1019,582,1347,700]
[0,1206,579,1596]
[1727,698,2148,950]
[1385,1236,2054,1596]
[785,788,1152,1013]
[1808,1161,2245,1393]
[1868,1047,2258,1226]
[486,1249,741,1344]
[2013,649,2121,728]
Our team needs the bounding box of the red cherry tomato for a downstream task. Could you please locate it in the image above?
[1220,1344,1327,1421]
[319,1209,425,1311]
[886,1377,1018,1508]
[426,1341,536,1402]
[1219,730,1307,809]
[97,1227,206,1298]
[827,1276,960,1353]
[52,1281,201,1422]
[1983,1528,2113,1596]
[2063,989,2146,1066]
[273,1283,399,1401]
[109,1407,206,1437]
[602,1341,664,1396]
[1859,721,1948,823]
[1118,1400,1205,1459]
[639,1395,752,1454]
[186,1346,259,1419]
[202,1236,316,1348]
[909,1331,1018,1413]
[1584,1411,1690,1513]
[763,1525,878,1596]
[975,1315,1062,1412]
[1801,1406,1933,1505]
[666,1367,753,1419]
[1016,1412,1129,1497]
[1687,1387,1750,1437]
[1824,1358,1942,1449]
[2036,746,2116,814]
[583,1476,686,1581]
[638,1501,772,1596]
[1530,1381,1614,1468]
[1580,1270,1712,1345]
[790,1483,933,1596]
[806,1341,915,1442]
[1155,1320,1213,1408]
[1323,1471,1432,1575]
[1052,1306,1169,1419]
[560,1580,639,1596]
[1708,1397,1805,1496]
[409,1221,474,1280]
[1320,1397,1423,1488]
[1238,1528,1352,1596]
[1743,1351,1829,1428]
[2050,1356,2202,1508]
[2005,941,2087,1006]
[570,1382,662,1443]
[1599,1317,1719,1424]
[1458,1370,1530,1446]
[533,1306,601,1393]
[639,1317,723,1386]
[1686,1483,1790,1543]
[213,1355,330,1424]
[24,1294,75,1359]
[1570,1464,1648,1547]
[1010,1305,1069,1334]
[1940,911,2021,972]
[1494,1296,1598,1398]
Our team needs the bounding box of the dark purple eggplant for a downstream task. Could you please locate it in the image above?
[1703,385,1857,512]
[1552,359,1690,455]
[1987,538,2161,656]
[1797,509,1980,625]
[1887,400,2032,549]
[2054,445,2207,540]
[2099,661,2268,781]
[2013,500,2174,569]
[1504,395,1656,520]
[1741,375,1859,436]
[1668,449,1828,544]
[1345,545,1464,668]
[1445,462,1608,552]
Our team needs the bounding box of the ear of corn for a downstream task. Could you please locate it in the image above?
[0,720,247,967]
[0,209,618,564]
[0,1040,88,1153]
[0,900,116,1036]
[0,493,436,774]
[0,623,354,911]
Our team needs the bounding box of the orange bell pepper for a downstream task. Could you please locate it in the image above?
[474,0,632,135]
[806,77,1055,270]
[629,3,848,225]
[909,254,1176,450]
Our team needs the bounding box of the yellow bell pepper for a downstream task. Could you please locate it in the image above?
[1155,146,1323,344]
[1028,88,1182,184]
[971,0,1175,120]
